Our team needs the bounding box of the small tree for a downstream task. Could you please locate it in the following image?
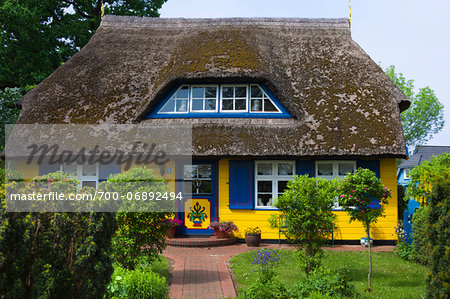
[104,167,173,270]
[338,168,391,292]
[271,175,337,274]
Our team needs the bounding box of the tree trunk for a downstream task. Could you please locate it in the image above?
[366,223,372,292]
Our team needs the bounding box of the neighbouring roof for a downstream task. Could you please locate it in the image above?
[17,16,410,158]
[398,146,450,169]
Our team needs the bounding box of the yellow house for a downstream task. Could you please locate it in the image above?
[13,16,410,243]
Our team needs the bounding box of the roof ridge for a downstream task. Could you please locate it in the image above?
[100,15,350,29]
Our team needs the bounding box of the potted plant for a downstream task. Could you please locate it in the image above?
[208,221,238,239]
[163,218,182,238]
[245,227,262,247]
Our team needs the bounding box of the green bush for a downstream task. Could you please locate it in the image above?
[105,168,173,270]
[270,175,337,274]
[426,181,450,298]
[290,267,358,298]
[106,263,169,299]
[393,220,414,261]
[411,206,430,266]
[243,276,289,299]
[0,171,116,299]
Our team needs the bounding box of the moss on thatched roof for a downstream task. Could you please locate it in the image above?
[17,16,409,157]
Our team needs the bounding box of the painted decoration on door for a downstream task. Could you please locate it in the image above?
[185,199,210,229]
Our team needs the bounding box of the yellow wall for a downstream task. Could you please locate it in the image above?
[218,158,398,241]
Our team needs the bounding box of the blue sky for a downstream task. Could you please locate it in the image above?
[159,0,450,148]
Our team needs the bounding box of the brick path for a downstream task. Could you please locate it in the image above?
[163,243,394,299]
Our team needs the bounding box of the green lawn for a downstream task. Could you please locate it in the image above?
[229,249,428,298]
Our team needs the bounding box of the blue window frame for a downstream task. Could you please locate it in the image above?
[146,83,292,118]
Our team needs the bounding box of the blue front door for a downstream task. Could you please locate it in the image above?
[177,161,218,235]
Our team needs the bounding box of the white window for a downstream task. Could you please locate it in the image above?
[316,161,356,209]
[404,168,410,179]
[159,85,189,113]
[61,163,99,189]
[250,84,280,112]
[220,85,248,112]
[190,85,218,112]
[156,84,285,115]
[255,161,295,208]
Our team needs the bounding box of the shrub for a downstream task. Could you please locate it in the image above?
[243,276,289,299]
[290,267,358,298]
[270,175,337,274]
[106,263,169,299]
[105,167,173,270]
[411,206,430,266]
[0,171,116,298]
[426,181,450,298]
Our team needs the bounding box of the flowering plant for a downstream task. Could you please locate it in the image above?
[252,249,281,282]
[245,226,261,235]
[162,218,183,228]
[208,221,238,234]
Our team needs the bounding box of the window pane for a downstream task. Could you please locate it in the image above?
[257,194,272,207]
[235,99,246,110]
[197,180,211,194]
[251,99,262,112]
[235,87,246,97]
[222,87,233,98]
[338,163,354,176]
[62,164,77,176]
[184,165,197,179]
[264,99,278,111]
[82,181,97,189]
[192,98,203,111]
[197,165,211,178]
[222,99,233,110]
[258,181,272,192]
[317,163,333,176]
[82,164,96,176]
[205,87,217,98]
[160,99,175,112]
[257,163,272,175]
[184,180,194,193]
[192,87,204,98]
[177,86,189,98]
[205,99,216,110]
[278,163,293,175]
[176,100,188,112]
[251,85,262,97]
[278,181,289,193]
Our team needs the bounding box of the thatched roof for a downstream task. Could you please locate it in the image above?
[17,16,410,158]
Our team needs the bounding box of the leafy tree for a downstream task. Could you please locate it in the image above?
[406,153,450,205]
[338,168,391,292]
[0,86,32,151]
[0,0,167,89]
[270,175,337,274]
[385,65,444,150]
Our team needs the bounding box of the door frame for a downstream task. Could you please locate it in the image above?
[176,160,218,235]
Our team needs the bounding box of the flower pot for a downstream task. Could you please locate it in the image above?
[245,234,261,247]
[167,227,176,238]
[214,229,229,239]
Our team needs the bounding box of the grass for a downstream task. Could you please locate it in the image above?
[229,249,428,298]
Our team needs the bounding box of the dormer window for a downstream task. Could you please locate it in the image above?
[148,83,291,118]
